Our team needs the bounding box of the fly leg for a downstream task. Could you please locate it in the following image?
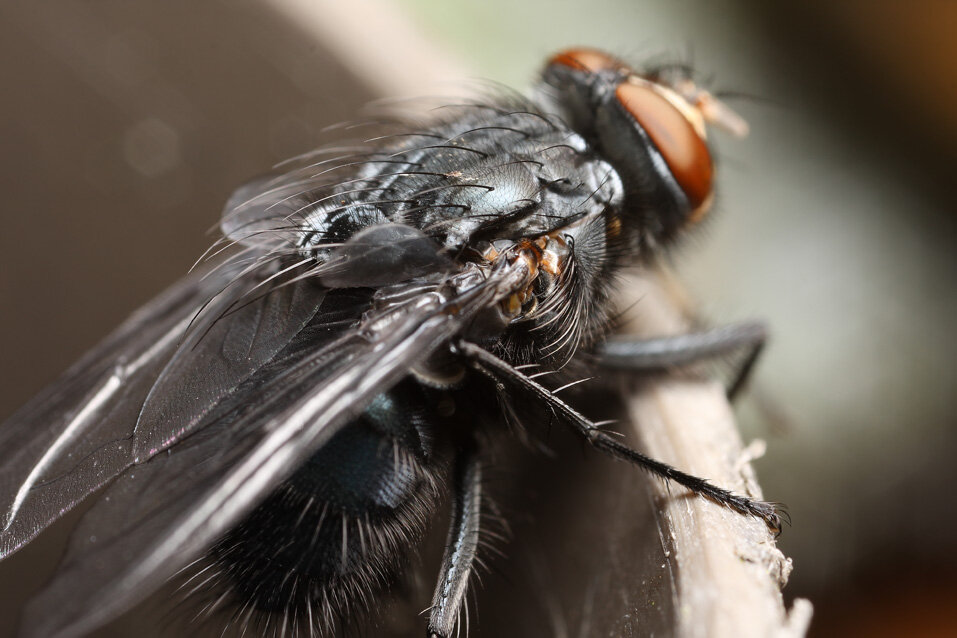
[427,446,482,638]
[457,341,783,534]
[598,321,767,400]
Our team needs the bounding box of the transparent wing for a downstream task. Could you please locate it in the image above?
[17,260,528,638]
[0,263,327,561]
[0,266,230,558]
[221,163,456,285]
[219,171,317,251]
[218,143,389,253]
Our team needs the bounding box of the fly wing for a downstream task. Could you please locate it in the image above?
[0,263,327,561]
[218,144,385,253]
[19,262,526,638]
[220,166,456,284]
[0,197,454,563]
[219,172,316,252]
[0,266,231,559]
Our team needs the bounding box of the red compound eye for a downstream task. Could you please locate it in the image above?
[615,81,713,219]
[547,48,626,74]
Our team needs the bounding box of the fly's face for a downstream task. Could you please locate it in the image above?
[541,47,748,245]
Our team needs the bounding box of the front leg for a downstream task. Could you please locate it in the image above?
[457,341,783,535]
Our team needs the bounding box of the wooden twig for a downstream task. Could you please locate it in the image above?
[618,269,813,637]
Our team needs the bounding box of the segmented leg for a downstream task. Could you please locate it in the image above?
[427,447,483,638]
[457,340,782,534]
[598,321,767,400]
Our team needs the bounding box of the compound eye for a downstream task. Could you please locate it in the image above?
[547,48,626,74]
[615,82,714,222]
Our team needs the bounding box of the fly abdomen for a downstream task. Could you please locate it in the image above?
[199,382,451,636]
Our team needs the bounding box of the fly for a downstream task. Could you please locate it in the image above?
[0,48,782,637]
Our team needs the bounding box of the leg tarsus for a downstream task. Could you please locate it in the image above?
[726,333,765,401]
[427,446,483,638]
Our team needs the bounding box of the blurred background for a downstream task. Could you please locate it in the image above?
[0,1,954,636]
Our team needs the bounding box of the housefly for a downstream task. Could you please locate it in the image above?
[0,48,781,637]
